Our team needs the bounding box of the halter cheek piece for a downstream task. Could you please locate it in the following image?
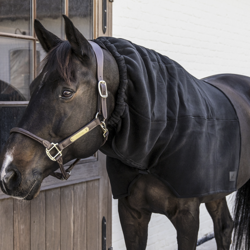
[10,41,109,181]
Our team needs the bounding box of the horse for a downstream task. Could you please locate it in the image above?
[0,15,250,250]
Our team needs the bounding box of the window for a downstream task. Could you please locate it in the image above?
[0,0,112,152]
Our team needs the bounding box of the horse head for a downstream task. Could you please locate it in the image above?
[0,15,119,200]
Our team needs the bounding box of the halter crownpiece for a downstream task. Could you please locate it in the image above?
[10,41,108,180]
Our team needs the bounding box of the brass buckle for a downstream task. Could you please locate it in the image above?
[100,121,109,138]
[46,143,62,161]
[98,80,108,98]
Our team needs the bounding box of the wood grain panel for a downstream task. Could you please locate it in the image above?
[86,180,99,250]
[95,0,112,37]
[40,160,99,192]
[60,185,74,250]
[97,0,103,37]
[0,198,14,250]
[45,188,60,250]
[107,0,113,36]
[31,192,45,250]
[14,199,31,250]
[98,152,112,249]
[73,183,87,250]
[93,0,98,39]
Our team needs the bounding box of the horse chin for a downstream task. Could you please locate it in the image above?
[12,181,41,201]
[33,186,41,198]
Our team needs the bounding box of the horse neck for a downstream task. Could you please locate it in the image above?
[103,49,119,119]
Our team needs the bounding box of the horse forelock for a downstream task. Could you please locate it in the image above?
[42,41,73,85]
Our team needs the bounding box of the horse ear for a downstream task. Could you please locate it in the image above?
[62,15,92,60]
[34,19,62,53]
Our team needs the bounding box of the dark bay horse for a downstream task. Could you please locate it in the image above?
[0,15,250,250]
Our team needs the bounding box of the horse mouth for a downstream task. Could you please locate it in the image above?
[12,180,38,200]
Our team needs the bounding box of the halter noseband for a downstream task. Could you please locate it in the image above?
[10,41,109,181]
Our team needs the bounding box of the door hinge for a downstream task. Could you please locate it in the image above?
[103,0,107,34]
[102,216,113,250]
[102,217,106,250]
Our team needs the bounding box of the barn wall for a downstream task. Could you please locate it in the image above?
[111,0,250,249]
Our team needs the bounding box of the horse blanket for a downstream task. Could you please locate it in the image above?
[95,37,241,199]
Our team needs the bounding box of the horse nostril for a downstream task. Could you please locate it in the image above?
[4,170,15,183]
[3,169,21,191]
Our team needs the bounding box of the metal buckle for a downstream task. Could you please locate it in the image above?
[98,80,108,98]
[46,143,62,161]
[100,121,109,138]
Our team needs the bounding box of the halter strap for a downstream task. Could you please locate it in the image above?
[89,41,108,120]
[10,41,109,180]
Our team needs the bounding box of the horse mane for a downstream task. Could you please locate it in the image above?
[42,41,73,84]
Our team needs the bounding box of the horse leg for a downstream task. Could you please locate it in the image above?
[205,198,233,250]
[168,199,200,250]
[118,197,152,250]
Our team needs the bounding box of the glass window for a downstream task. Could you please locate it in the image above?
[36,0,64,73]
[69,0,93,39]
[36,42,44,75]
[0,0,32,36]
[0,1,95,101]
[0,0,95,133]
[0,38,33,101]
[0,0,106,158]
[36,0,65,39]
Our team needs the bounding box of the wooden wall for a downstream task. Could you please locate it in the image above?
[0,152,112,250]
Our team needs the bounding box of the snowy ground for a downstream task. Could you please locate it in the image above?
[197,238,217,250]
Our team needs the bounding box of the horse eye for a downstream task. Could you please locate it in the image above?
[61,90,73,99]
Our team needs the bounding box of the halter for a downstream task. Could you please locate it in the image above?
[10,41,109,180]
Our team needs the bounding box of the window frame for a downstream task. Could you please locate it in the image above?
[0,0,112,107]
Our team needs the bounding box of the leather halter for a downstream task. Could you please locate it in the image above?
[10,41,109,180]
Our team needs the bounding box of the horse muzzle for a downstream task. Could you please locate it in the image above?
[0,163,22,194]
[0,161,41,200]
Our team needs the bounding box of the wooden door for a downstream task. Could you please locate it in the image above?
[0,152,112,250]
[0,0,113,249]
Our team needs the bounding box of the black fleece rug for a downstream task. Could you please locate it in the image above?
[95,37,240,199]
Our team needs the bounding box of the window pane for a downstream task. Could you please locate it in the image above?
[0,0,31,35]
[36,0,64,72]
[36,0,65,39]
[69,0,93,39]
[36,42,46,75]
[0,38,33,101]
